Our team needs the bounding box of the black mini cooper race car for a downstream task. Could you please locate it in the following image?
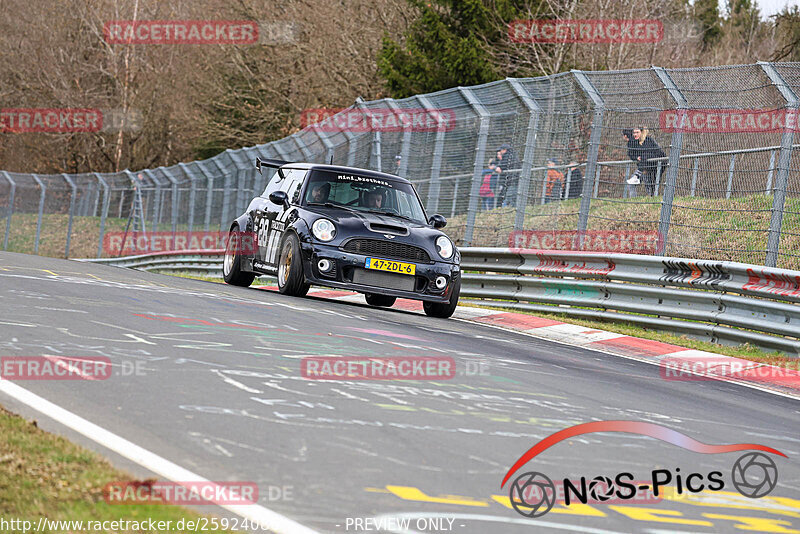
[222,158,461,318]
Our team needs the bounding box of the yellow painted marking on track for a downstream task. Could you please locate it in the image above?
[41,270,58,276]
[661,488,800,519]
[364,488,391,494]
[702,513,800,533]
[491,495,605,517]
[608,506,713,526]
[385,486,489,507]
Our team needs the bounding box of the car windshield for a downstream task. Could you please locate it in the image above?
[303,169,427,224]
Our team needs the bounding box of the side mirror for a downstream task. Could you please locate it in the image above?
[269,190,289,208]
[429,214,447,228]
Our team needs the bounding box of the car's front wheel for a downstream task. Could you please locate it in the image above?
[365,294,396,307]
[423,276,460,318]
[277,233,310,297]
[223,225,255,287]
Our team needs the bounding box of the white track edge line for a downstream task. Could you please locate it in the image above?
[451,315,800,402]
[0,380,319,534]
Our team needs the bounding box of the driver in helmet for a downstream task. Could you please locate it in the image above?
[365,188,385,209]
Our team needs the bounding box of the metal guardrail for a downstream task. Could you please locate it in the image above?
[83,248,800,355]
[460,248,800,355]
[79,249,227,277]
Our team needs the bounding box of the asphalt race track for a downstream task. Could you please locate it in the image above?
[1,250,799,533]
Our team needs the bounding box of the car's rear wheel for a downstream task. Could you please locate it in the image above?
[423,276,460,318]
[223,225,255,287]
[277,233,310,297]
[365,294,396,307]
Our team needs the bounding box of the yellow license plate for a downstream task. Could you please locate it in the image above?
[365,258,416,276]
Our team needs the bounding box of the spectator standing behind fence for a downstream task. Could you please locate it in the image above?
[490,144,519,208]
[622,129,640,198]
[479,160,497,210]
[630,127,665,196]
[545,159,564,202]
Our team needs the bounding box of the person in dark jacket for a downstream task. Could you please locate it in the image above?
[630,127,666,196]
[490,144,519,207]
[622,129,639,197]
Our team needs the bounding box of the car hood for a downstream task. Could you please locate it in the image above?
[301,205,452,255]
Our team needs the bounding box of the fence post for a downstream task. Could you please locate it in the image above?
[690,158,699,197]
[760,61,799,267]
[572,70,604,249]
[196,161,215,232]
[725,154,736,199]
[293,136,314,161]
[61,173,77,258]
[458,87,490,247]
[137,169,161,234]
[92,173,110,258]
[653,66,687,255]
[178,162,198,234]
[1,171,15,251]
[30,174,46,255]
[210,157,232,231]
[157,167,180,237]
[509,79,542,231]
[385,99,413,177]
[226,148,251,215]
[313,127,336,165]
[271,141,292,162]
[418,95,447,214]
[765,150,776,194]
[356,98,382,171]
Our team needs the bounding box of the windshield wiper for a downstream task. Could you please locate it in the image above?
[365,210,414,222]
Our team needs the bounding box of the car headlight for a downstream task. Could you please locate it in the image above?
[435,236,453,259]
[312,218,336,241]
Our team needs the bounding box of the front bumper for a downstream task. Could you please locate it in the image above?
[300,242,460,303]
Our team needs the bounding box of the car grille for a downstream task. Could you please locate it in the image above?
[342,239,431,263]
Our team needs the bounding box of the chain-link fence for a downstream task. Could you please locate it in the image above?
[2,62,800,268]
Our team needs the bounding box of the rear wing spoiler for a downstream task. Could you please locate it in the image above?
[255,157,290,177]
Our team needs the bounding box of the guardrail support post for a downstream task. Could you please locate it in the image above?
[458,87,491,247]
[61,173,77,258]
[760,61,799,267]
[509,79,542,231]
[572,71,604,248]
[92,173,110,258]
[1,171,15,251]
[653,66,687,255]
[418,95,447,214]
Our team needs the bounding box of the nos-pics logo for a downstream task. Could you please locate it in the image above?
[501,421,784,518]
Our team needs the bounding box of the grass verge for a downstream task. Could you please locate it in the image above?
[0,405,229,533]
